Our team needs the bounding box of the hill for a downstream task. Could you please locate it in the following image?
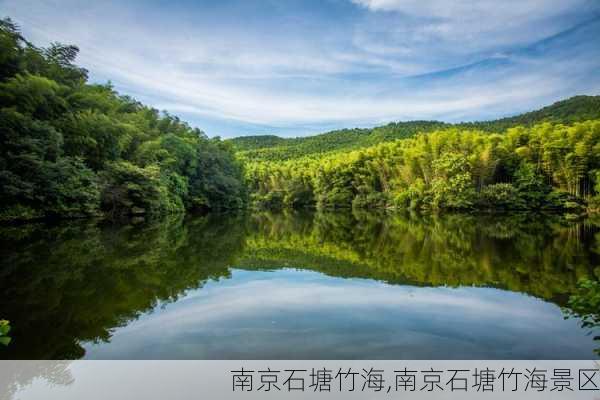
[229,95,600,161]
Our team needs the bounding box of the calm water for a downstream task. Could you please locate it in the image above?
[0,210,598,359]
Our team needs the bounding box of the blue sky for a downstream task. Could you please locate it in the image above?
[1,0,599,138]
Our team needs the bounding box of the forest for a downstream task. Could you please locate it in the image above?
[243,111,600,213]
[2,18,600,221]
[0,19,246,222]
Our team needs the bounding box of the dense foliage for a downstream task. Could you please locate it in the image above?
[245,121,600,212]
[234,95,600,213]
[0,19,245,221]
[566,279,600,327]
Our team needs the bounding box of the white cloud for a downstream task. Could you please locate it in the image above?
[0,0,598,136]
[349,0,595,70]
[352,0,583,17]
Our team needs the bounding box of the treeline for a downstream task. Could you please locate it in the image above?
[0,19,245,222]
[230,96,600,162]
[478,95,600,130]
[231,121,450,162]
[246,121,600,213]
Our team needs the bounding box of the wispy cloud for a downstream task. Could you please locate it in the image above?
[0,0,599,137]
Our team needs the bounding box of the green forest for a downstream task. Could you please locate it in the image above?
[0,19,245,222]
[244,120,600,213]
[2,19,600,221]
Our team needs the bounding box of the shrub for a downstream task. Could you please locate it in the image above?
[478,183,525,210]
[100,161,178,217]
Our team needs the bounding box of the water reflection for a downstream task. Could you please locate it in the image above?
[0,211,599,359]
[0,361,73,400]
[84,269,595,359]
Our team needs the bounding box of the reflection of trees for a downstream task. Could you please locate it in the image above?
[0,361,72,400]
[563,217,600,355]
[564,279,600,356]
[239,211,600,302]
[0,214,246,359]
[0,210,598,360]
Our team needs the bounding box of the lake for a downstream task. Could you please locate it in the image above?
[0,210,598,359]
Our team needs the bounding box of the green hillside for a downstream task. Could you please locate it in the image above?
[230,122,449,161]
[230,96,600,162]
[485,95,600,127]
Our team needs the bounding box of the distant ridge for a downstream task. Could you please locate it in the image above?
[228,95,600,161]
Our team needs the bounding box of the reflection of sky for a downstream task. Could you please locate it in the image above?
[83,269,596,359]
